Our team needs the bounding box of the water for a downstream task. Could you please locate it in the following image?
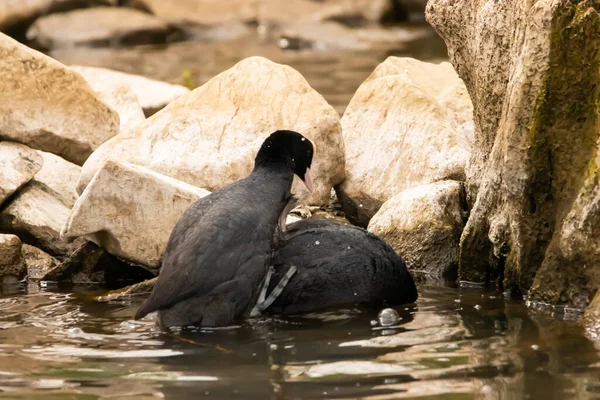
[3,21,598,400]
[0,282,597,399]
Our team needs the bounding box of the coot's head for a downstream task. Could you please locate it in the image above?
[255,130,316,192]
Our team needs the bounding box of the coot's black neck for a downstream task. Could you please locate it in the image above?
[249,163,295,195]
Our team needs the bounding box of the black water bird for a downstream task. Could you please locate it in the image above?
[253,219,418,316]
[135,130,315,327]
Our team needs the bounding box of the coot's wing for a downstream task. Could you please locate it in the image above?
[135,189,274,319]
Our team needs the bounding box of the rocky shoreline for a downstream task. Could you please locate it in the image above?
[0,0,599,336]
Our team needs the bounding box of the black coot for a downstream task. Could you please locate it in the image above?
[135,130,315,327]
[256,219,418,316]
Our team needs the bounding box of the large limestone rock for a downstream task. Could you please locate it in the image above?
[426,0,600,306]
[337,56,473,226]
[71,65,190,116]
[368,181,465,278]
[0,32,119,165]
[62,159,211,268]
[0,234,26,282]
[26,7,171,50]
[0,181,85,257]
[0,142,43,206]
[34,151,80,209]
[77,56,345,206]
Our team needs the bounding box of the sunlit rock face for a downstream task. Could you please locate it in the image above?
[77,56,345,207]
[0,32,119,165]
[337,56,473,227]
[368,181,465,278]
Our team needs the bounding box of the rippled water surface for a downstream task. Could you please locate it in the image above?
[0,282,598,399]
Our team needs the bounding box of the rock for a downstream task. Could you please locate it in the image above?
[22,244,59,281]
[77,56,345,206]
[42,242,104,282]
[0,142,43,206]
[33,151,80,209]
[426,0,600,304]
[581,291,600,341]
[131,0,390,28]
[279,21,370,51]
[0,181,86,257]
[86,83,145,135]
[0,32,119,165]
[94,277,157,302]
[70,65,190,116]
[130,0,257,26]
[0,234,26,282]
[368,181,465,278]
[337,56,473,226]
[62,159,210,268]
[257,0,391,26]
[528,168,600,308]
[26,7,171,50]
[0,0,115,31]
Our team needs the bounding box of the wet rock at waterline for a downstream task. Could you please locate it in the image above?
[0,32,119,165]
[22,244,59,281]
[41,242,105,283]
[94,277,157,303]
[26,7,172,50]
[426,0,600,306]
[337,56,473,227]
[0,142,43,206]
[0,234,26,283]
[368,181,465,278]
[62,159,211,268]
[70,65,190,117]
[77,56,345,206]
[582,291,600,341]
[0,181,87,257]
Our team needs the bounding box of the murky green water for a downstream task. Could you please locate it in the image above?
[0,282,598,399]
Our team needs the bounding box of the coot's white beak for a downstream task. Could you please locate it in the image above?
[303,168,314,192]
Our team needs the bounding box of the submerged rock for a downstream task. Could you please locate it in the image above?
[368,181,465,278]
[0,32,119,165]
[70,65,189,116]
[26,7,171,49]
[62,159,210,268]
[22,244,59,281]
[0,142,43,206]
[0,234,26,283]
[337,56,473,227]
[77,56,345,206]
[94,277,157,302]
